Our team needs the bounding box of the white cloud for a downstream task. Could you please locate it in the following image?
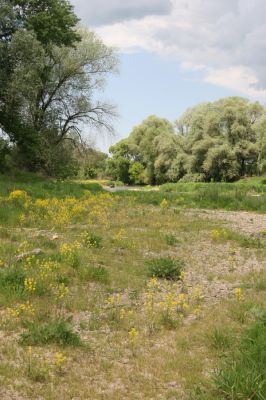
[74,0,266,101]
[205,66,266,101]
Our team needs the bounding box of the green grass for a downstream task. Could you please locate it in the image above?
[113,180,266,212]
[215,310,266,400]
[0,171,103,199]
[20,320,82,347]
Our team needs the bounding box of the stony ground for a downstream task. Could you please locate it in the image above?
[0,195,265,399]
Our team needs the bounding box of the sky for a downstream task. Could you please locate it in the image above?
[71,0,266,151]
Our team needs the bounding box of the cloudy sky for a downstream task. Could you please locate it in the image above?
[71,0,266,150]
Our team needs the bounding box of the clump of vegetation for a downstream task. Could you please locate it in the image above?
[146,257,184,280]
[83,232,103,248]
[0,266,26,293]
[20,320,82,347]
[215,311,266,400]
[165,234,178,246]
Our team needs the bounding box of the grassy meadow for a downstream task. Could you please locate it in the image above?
[0,173,265,399]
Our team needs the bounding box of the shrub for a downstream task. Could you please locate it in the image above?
[20,320,82,347]
[146,257,184,280]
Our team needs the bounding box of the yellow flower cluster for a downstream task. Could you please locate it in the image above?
[128,327,138,342]
[60,242,80,266]
[6,189,115,229]
[160,199,169,209]
[234,287,243,301]
[38,259,60,281]
[8,301,35,318]
[112,228,126,242]
[119,308,134,320]
[50,283,69,300]
[0,259,5,268]
[24,278,37,293]
[210,229,229,241]
[8,190,28,202]
[105,293,121,306]
[54,352,67,367]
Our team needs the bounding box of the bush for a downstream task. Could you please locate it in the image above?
[146,257,184,280]
[84,165,97,179]
[215,311,266,399]
[20,320,82,347]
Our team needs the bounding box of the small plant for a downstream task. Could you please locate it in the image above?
[146,257,184,280]
[209,328,233,350]
[165,234,178,246]
[20,320,82,347]
[26,346,50,382]
[83,232,102,248]
[79,265,109,284]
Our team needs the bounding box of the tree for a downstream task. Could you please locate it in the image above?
[0,0,80,45]
[107,97,266,185]
[175,97,266,181]
[1,27,118,172]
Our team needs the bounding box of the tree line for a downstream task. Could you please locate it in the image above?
[107,97,266,184]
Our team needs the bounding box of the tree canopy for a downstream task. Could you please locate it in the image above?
[0,0,118,176]
[107,98,266,184]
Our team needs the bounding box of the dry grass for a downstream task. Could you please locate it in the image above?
[0,183,265,399]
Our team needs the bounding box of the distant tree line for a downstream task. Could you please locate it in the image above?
[106,97,266,184]
[0,0,118,177]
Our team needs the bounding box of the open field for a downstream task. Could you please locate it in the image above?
[0,174,265,399]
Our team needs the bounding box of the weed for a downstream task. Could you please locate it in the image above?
[146,257,184,280]
[208,328,233,351]
[83,232,102,248]
[165,234,178,246]
[20,320,82,347]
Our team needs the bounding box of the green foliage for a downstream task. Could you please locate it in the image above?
[83,148,108,179]
[0,1,117,177]
[108,98,266,184]
[83,232,102,248]
[146,257,184,280]
[84,166,97,179]
[129,162,146,185]
[0,266,26,293]
[20,320,82,347]
[165,234,178,246]
[1,0,80,46]
[215,311,266,399]
[0,138,10,171]
[208,328,233,351]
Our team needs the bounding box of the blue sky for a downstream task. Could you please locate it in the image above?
[100,51,236,151]
[71,0,266,152]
